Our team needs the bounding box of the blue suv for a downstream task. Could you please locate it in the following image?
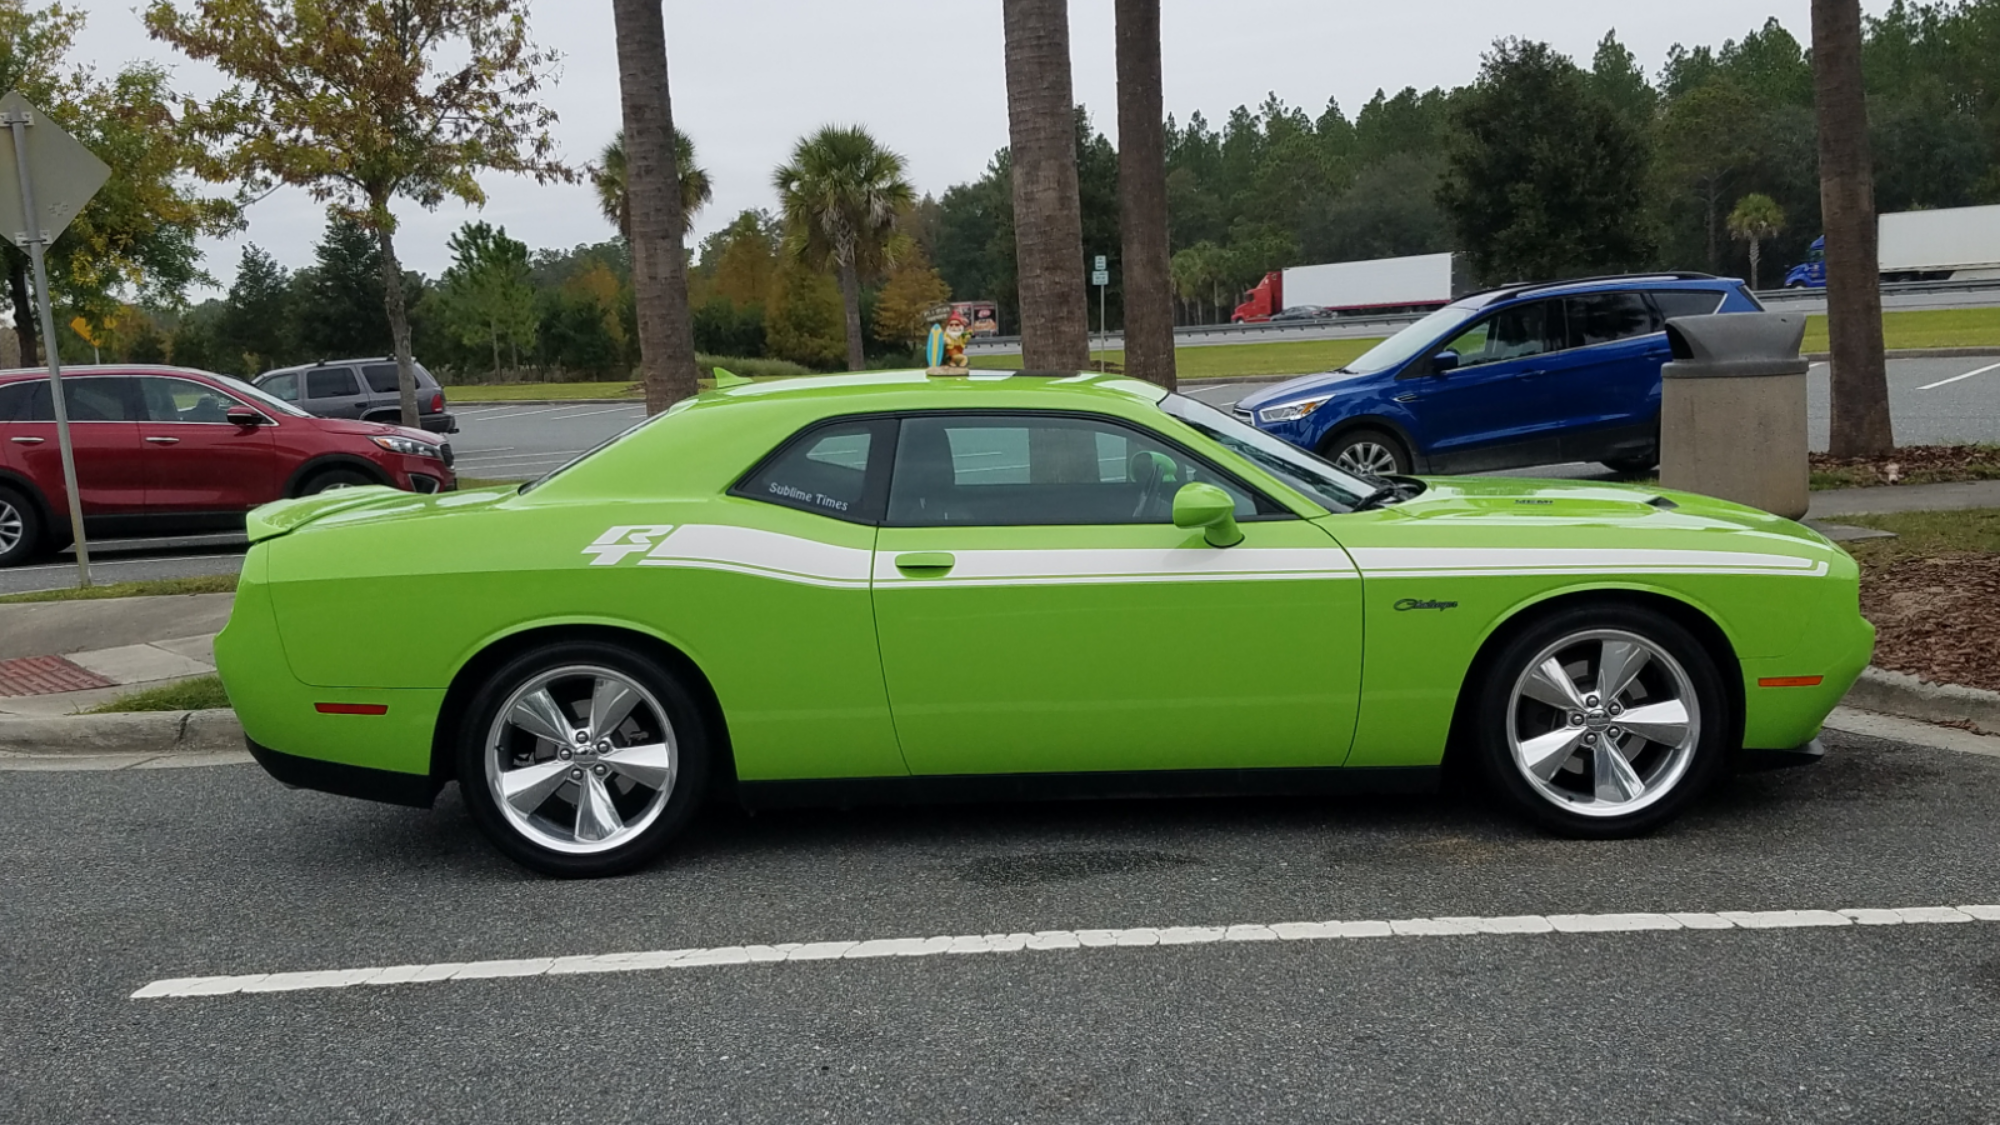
[1234,274,1765,476]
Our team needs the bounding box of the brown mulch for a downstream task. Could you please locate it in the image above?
[1811,445,2000,488]
[1859,553,2000,693]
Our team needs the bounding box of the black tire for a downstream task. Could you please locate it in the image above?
[300,468,377,496]
[1323,427,1410,477]
[456,640,710,878]
[1601,452,1658,475]
[1469,603,1729,839]
[0,485,41,567]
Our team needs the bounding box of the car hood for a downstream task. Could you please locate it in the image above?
[1350,476,1836,549]
[301,415,439,445]
[246,483,515,543]
[1236,369,1374,411]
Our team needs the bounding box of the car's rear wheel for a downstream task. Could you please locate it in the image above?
[1471,604,1727,838]
[1601,452,1658,475]
[300,468,376,495]
[1324,428,1409,477]
[456,641,709,877]
[0,485,40,567]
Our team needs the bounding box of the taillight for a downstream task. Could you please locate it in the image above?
[429,391,444,413]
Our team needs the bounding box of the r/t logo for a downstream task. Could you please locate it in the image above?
[582,525,676,565]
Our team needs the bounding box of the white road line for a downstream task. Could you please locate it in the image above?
[1918,360,2000,390]
[462,404,610,422]
[131,902,2000,1000]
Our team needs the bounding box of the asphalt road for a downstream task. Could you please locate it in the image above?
[0,355,1992,596]
[5,726,2000,1122]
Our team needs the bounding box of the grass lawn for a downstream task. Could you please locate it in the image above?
[86,674,231,713]
[0,574,237,604]
[1805,307,2000,353]
[1838,507,2000,560]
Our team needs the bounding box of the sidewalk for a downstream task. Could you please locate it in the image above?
[1807,478,2000,518]
[0,593,229,717]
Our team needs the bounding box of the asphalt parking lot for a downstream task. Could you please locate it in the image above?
[5,722,1999,1122]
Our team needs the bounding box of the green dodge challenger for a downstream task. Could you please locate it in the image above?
[215,370,1873,877]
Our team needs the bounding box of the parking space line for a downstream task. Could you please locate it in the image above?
[1918,360,2000,390]
[131,901,2000,1000]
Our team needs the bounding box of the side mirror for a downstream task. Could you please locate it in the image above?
[1430,350,1460,374]
[226,406,265,427]
[1172,482,1244,548]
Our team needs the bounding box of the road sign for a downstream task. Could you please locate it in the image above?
[1091,269,1109,286]
[0,92,107,248]
[1093,255,1107,272]
[0,90,109,588]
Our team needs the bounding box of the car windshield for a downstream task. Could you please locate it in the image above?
[1343,302,1484,374]
[219,377,311,417]
[520,400,688,494]
[1159,393,1372,513]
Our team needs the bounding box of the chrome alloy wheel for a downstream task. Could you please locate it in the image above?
[1334,441,1398,476]
[0,497,22,557]
[483,664,679,855]
[1505,629,1700,818]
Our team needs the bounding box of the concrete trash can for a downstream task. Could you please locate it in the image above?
[1658,312,1811,520]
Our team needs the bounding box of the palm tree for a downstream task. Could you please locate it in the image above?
[1002,0,1089,371]
[1812,0,1893,457]
[773,125,914,372]
[595,130,712,241]
[611,0,701,411]
[1115,0,1174,390]
[1726,193,1785,290]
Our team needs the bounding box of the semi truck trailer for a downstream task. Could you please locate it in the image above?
[1231,252,1467,323]
[1785,204,2000,287]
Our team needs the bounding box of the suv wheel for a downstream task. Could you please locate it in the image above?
[1325,428,1409,477]
[0,485,40,567]
[301,468,376,495]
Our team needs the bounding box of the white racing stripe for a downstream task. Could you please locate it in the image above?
[637,524,873,589]
[875,546,1357,587]
[133,903,2000,1000]
[1347,547,1829,579]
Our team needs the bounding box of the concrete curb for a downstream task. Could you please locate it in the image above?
[0,708,242,757]
[1841,667,2000,733]
[1805,346,2000,361]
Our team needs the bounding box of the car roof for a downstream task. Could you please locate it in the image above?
[0,364,229,383]
[1455,272,1740,310]
[692,368,1171,413]
[257,357,421,378]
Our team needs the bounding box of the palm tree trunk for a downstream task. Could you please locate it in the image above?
[1002,0,1089,372]
[837,256,865,371]
[1812,0,1893,457]
[1115,0,1175,392]
[612,0,701,413]
[369,215,420,428]
[1749,241,1762,290]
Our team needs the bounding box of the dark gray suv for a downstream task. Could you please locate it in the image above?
[255,358,459,435]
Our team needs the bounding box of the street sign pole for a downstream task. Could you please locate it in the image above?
[4,107,90,587]
[1092,255,1110,373]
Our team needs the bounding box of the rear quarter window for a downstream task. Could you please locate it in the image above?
[732,419,889,524]
[0,380,34,422]
[1651,290,1728,321]
[306,368,360,398]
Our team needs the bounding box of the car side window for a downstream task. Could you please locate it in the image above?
[1441,300,1556,368]
[362,363,403,394]
[1565,292,1664,348]
[1650,290,1726,321]
[260,373,298,402]
[306,368,360,399]
[885,413,1261,527]
[36,377,140,421]
[0,381,33,422]
[733,419,888,523]
[138,376,242,424]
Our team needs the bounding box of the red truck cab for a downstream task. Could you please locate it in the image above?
[1232,272,1282,323]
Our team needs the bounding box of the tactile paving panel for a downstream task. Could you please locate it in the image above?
[0,655,116,697]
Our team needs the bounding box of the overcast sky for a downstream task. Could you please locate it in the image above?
[69,0,1890,297]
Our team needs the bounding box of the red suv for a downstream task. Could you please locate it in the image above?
[0,365,456,566]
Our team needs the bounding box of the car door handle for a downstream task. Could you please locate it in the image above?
[9,435,43,445]
[1518,369,1548,379]
[894,551,955,573]
[144,436,180,444]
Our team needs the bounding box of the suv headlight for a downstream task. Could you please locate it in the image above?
[371,434,442,458]
[1257,396,1332,424]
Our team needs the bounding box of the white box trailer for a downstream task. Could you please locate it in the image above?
[1284,252,1461,311]
[1880,204,2000,280]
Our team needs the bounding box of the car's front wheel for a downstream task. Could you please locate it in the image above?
[1470,604,1727,838]
[0,485,40,567]
[300,468,376,495]
[1324,428,1409,477]
[456,641,710,877]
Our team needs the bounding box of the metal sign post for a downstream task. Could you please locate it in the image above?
[0,91,110,589]
[1092,255,1110,372]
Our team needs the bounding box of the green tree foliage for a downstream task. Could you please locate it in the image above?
[295,215,393,360]
[764,263,845,369]
[595,130,711,239]
[437,222,537,373]
[218,246,292,376]
[1438,38,1654,284]
[871,245,951,350]
[146,0,569,424]
[774,126,915,371]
